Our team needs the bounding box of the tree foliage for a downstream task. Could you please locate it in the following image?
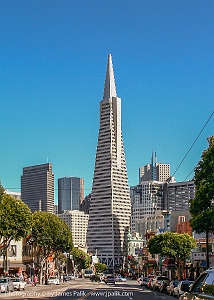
[31,211,73,283]
[94,262,107,273]
[148,232,196,261]
[32,211,73,254]
[189,136,214,233]
[71,248,90,270]
[0,193,32,254]
[0,184,4,199]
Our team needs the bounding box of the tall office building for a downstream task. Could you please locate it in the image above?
[139,152,170,183]
[130,181,164,233]
[86,54,131,268]
[21,163,54,213]
[163,180,195,211]
[58,177,84,213]
[130,179,195,234]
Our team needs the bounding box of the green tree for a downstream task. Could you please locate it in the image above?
[148,232,196,277]
[0,194,32,255]
[0,183,4,199]
[31,211,73,283]
[71,248,90,271]
[94,262,107,274]
[189,136,214,269]
[54,252,67,275]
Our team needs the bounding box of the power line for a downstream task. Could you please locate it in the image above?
[4,112,213,191]
[183,168,195,182]
[173,111,214,178]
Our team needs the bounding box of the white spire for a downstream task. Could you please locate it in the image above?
[103,54,117,99]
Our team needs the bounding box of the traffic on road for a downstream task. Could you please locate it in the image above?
[1,268,214,300]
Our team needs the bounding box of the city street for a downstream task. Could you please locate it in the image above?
[2,278,175,300]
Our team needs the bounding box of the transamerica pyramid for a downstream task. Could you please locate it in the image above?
[86,54,131,268]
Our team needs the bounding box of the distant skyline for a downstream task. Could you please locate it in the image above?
[0,0,213,203]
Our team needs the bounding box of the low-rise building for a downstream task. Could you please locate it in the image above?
[0,240,25,275]
[58,210,89,250]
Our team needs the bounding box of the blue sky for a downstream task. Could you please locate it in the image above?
[0,0,213,203]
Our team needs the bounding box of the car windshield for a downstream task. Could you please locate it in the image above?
[12,278,21,282]
[182,281,193,285]
[0,279,6,283]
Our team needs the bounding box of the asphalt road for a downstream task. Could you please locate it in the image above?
[2,278,175,300]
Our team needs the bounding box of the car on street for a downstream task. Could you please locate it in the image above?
[63,274,70,282]
[179,268,214,300]
[158,278,170,293]
[150,275,169,291]
[11,277,26,290]
[90,274,101,282]
[83,269,94,278]
[147,275,155,289]
[115,275,126,282]
[47,276,59,285]
[67,274,76,280]
[166,279,180,295]
[0,277,14,293]
[173,280,194,298]
[140,277,149,287]
[104,275,116,284]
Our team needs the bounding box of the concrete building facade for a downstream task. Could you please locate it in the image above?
[130,181,164,233]
[86,54,131,267]
[163,180,195,211]
[58,210,89,249]
[131,179,195,235]
[21,163,54,213]
[139,152,170,183]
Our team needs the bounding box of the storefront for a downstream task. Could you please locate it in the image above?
[144,260,157,276]
[0,262,26,276]
[162,258,176,278]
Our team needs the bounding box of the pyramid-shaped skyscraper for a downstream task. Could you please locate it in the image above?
[86,54,131,268]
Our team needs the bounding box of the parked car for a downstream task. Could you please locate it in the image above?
[150,275,169,291]
[90,274,101,282]
[158,278,170,293]
[11,277,26,291]
[147,276,155,289]
[166,279,180,295]
[104,275,115,284]
[67,274,76,280]
[179,268,214,300]
[140,277,149,287]
[83,269,94,278]
[173,280,194,298]
[115,275,126,282]
[47,276,59,285]
[63,274,70,282]
[0,277,14,293]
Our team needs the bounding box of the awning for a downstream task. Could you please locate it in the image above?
[9,264,26,271]
[162,258,175,268]
[145,261,157,267]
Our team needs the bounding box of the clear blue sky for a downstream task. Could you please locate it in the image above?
[0,0,213,203]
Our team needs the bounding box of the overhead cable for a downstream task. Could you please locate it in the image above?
[173,111,214,178]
